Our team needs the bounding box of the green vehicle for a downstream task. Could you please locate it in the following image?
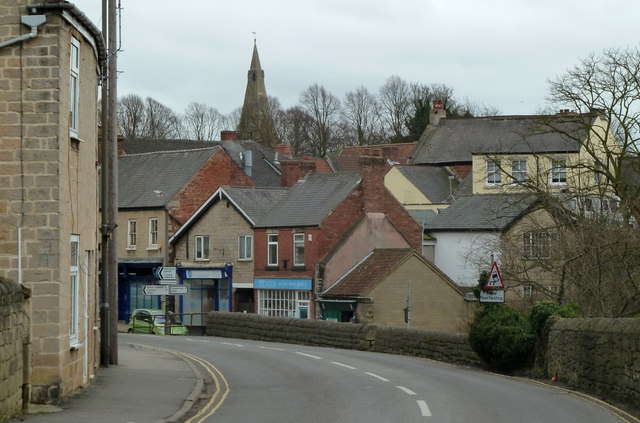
[127,308,188,335]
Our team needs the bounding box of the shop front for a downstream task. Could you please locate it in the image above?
[254,278,312,318]
[176,265,233,326]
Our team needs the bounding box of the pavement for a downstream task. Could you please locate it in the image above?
[9,338,203,423]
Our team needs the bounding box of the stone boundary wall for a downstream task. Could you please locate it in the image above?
[547,318,640,408]
[205,312,482,367]
[0,278,28,420]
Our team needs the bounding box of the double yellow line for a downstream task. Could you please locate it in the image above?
[133,344,230,423]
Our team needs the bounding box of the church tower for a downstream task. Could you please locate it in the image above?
[237,40,277,147]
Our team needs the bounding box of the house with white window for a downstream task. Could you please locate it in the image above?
[0,1,105,409]
[412,111,620,304]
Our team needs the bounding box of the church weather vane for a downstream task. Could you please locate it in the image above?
[252,31,256,42]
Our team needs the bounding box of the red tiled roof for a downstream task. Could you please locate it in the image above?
[324,248,414,297]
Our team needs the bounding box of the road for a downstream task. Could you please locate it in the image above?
[126,333,630,423]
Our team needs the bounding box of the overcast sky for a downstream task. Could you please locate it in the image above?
[74,0,639,118]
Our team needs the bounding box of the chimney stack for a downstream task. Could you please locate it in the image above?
[220,130,238,141]
[429,100,446,126]
[359,156,387,214]
[280,160,317,188]
[275,143,292,157]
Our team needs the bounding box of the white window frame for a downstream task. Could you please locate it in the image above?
[550,158,567,185]
[70,235,79,345]
[238,235,253,261]
[523,285,533,297]
[257,289,310,318]
[69,37,80,137]
[486,160,501,186]
[293,233,305,267]
[512,159,527,184]
[148,218,159,249]
[127,220,137,250]
[523,231,553,260]
[267,233,278,267]
[195,235,210,261]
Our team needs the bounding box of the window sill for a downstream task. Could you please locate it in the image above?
[194,258,211,262]
[146,246,160,251]
[126,247,137,251]
[70,342,83,351]
[237,258,253,262]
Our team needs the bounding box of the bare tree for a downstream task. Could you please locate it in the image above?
[144,97,182,139]
[379,75,412,143]
[118,94,147,138]
[275,106,314,157]
[300,84,341,157]
[183,102,223,141]
[342,86,382,146]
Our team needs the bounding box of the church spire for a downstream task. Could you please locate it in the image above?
[237,38,276,147]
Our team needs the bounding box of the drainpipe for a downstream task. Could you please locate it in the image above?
[0,15,46,49]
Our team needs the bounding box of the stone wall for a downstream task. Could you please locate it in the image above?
[0,278,28,420]
[205,312,482,366]
[547,318,640,408]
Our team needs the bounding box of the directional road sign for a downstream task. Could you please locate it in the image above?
[169,286,189,295]
[143,285,170,296]
[155,266,176,280]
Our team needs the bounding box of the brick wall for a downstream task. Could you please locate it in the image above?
[168,149,255,227]
[0,278,28,419]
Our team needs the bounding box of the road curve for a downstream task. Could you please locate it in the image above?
[123,333,636,423]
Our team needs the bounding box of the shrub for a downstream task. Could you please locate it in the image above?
[468,303,535,372]
[529,301,580,336]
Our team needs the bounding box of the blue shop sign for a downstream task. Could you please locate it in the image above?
[254,278,312,290]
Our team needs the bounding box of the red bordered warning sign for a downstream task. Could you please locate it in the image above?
[484,261,505,290]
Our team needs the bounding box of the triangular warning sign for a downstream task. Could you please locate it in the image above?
[484,261,505,290]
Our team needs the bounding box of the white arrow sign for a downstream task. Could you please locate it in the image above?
[169,286,189,295]
[143,285,169,296]
[155,266,176,280]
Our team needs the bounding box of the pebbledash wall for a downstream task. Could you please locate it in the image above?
[206,312,640,409]
[0,278,29,419]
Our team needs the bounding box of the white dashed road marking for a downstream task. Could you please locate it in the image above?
[331,361,356,370]
[395,386,417,395]
[259,346,285,351]
[365,372,389,382]
[221,342,243,347]
[296,352,322,360]
[417,400,432,417]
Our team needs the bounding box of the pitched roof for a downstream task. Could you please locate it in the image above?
[220,186,289,225]
[257,172,361,227]
[118,148,218,209]
[396,165,455,203]
[425,194,539,231]
[122,138,282,187]
[412,114,590,165]
[323,249,414,297]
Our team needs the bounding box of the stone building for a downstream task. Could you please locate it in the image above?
[0,1,104,405]
[236,41,277,148]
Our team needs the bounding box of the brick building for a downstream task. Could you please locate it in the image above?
[0,2,105,405]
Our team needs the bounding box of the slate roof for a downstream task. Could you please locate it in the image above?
[396,165,455,203]
[122,138,282,187]
[257,172,361,227]
[323,249,414,297]
[412,114,591,165]
[220,186,289,225]
[425,194,539,231]
[118,148,218,209]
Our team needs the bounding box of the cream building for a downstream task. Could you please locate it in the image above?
[0,2,105,404]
